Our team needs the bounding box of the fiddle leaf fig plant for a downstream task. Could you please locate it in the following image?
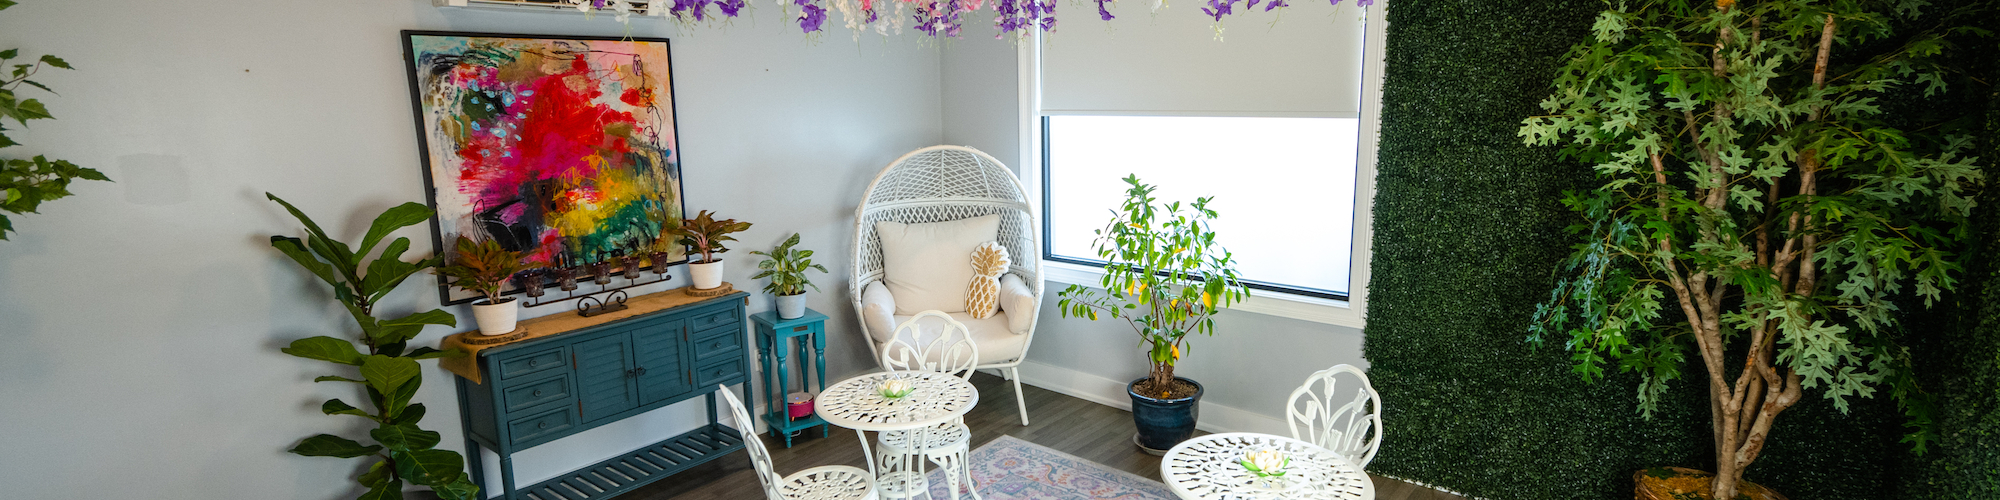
[1056,175,1250,395]
[1518,1,1990,498]
[1,1,110,241]
[267,193,479,500]
[749,232,828,296]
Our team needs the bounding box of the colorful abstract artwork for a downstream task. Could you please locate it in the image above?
[402,31,683,304]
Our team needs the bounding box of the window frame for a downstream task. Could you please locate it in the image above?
[1016,1,1388,329]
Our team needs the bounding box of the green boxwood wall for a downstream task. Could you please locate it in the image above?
[1361,1,1991,499]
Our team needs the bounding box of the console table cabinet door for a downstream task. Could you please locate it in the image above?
[635,321,692,405]
[575,334,638,423]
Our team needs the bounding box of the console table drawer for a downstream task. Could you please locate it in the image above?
[694,358,745,387]
[497,348,566,381]
[502,374,573,413]
[509,407,576,446]
[690,307,738,330]
[692,328,742,362]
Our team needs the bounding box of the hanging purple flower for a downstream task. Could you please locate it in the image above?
[1200,0,1239,21]
[716,0,745,16]
[1095,0,1114,21]
[796,0,828,32]
[1262,0,1286,11]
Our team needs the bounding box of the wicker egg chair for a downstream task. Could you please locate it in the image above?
[851,145,1042,426]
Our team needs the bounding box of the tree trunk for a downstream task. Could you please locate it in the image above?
[1149,361,1175,395]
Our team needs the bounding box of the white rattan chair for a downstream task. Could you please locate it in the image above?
[851,145,1042,426]
[1285,364,1383,468]
[876,311,981,500]
[718,386,879,500]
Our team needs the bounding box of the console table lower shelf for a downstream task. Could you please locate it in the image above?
[514,423,744,500]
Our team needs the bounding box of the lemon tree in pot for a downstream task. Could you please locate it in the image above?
[674,210,752,290]
[434,235,528,336]
[750,233,828,319]
[1057,175,1250,455]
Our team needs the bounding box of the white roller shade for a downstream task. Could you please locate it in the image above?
[1040,6,1369,117]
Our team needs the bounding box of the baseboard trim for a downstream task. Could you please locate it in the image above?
[1014,360,1290,436]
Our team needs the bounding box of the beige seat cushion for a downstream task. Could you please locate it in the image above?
[874,311,1028,367]
[875,215,1001,315]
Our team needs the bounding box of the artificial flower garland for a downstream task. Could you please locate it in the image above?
[566,0,1371,39]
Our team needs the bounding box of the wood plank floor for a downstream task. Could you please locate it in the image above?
[613,372,1464,500]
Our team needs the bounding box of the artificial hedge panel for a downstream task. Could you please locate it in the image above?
[1361,1,1978,499]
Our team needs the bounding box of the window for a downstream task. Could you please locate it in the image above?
[1021,1,1387,326]
[1042,115,1358,299]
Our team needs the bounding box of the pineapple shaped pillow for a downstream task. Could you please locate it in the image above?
[965,241,1010,319]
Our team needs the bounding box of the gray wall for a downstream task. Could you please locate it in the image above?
[0,1,938,498]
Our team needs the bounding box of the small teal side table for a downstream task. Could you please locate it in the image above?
[751,308,830,447]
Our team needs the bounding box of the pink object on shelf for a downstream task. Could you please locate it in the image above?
[787,392,815,419]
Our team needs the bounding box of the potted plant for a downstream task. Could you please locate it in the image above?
[749,233,829,319]
[265,193,478,500]
[434,235,530,335]
[1057,175,1250,454]
[673,210,752,290]
[1519,1,1987,498]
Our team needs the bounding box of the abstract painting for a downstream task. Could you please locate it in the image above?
[402,31,684,304]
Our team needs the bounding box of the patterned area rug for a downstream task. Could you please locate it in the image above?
[925,435,1176,499]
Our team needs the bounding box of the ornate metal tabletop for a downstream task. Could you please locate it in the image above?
[1161,433,1375,500]
[817,370,979,432]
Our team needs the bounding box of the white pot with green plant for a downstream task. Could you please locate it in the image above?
[751,233,829,319]
[435,235,530,336]
[1056,175,1250,454]
[674,210,752,290]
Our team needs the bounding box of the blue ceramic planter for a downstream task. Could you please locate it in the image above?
[1129,377,1203,455]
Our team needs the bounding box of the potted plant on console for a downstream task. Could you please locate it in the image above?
[750,232,828,319]
[1057,175,1249,455]
[674,210,752,290]
[434,235,529,336]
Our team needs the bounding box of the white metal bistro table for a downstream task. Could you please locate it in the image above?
[817,370,979,500]
[1161,433,1375,500]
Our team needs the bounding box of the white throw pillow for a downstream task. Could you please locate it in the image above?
[876,214,1001,315]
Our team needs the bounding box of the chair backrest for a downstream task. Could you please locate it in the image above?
[850,146,1043,336]
[880,311,979,379]
[718,386,787,500]
[1285,364,1383,468]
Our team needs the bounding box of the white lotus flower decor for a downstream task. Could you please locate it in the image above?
[877,378,914,399]
[1239,449,1289,478]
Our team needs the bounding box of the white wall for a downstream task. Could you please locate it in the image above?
[0,1,938,498]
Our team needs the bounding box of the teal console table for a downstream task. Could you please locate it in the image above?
[751,308,830,448]
[443,287,751,500]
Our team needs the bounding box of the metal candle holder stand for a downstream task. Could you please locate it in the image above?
[518,253,676,317]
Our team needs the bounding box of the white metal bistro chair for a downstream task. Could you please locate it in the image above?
[852,145,1042,426]
[1285,364,1384,468]
[876,311,982,500]
[718,386,879,500]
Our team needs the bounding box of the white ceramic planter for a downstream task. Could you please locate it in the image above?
[689,259,725,289]
[775,293,807,319]
[471,297,519,336]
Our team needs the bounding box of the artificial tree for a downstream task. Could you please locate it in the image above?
[267,193,479,500]
[0,0,109,241]
[1520,1,1989,498]
[1057,175,1250,394]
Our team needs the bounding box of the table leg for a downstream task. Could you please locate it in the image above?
[856,429,876,477]
[499,455,517,500]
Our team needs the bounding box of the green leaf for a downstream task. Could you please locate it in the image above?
[358,478,402,500]
[370,424,442,451]
[266,193,358,270]
[431,476,481,500]
[356,202,433,259]
[314,375,364,384]
[321,398,377,420]
[282,336,365,366]
[289,434,382,458]
[0,49,15,59]
[391,448,466,485]
[405,347,465,360]
[359,237,417,299]
[357,459,393,488]
[382,367,422,420]
[37,55,69,70]
[270,236,342,289]
[360,355,420,396]
[398,403,428,425]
